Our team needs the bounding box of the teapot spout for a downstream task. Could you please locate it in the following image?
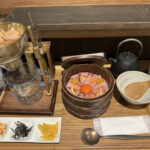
[108,58,117,64]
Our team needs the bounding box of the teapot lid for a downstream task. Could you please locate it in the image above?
[61,53,107,69]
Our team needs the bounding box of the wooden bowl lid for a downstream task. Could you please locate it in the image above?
[61,54,107,69]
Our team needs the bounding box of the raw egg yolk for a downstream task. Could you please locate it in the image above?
[80,84,92,94]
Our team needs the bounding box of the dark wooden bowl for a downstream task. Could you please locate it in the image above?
[62,94,111,115]
[61,64,114,119]
[63,102,110,119]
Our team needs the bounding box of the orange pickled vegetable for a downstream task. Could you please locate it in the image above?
[93,90,98,95]
[71,78,78,84]
[80,84,92,94]
[96,78,104,84]
[90,78,96,84]
[38,122,58,140]
[73,86,78,91]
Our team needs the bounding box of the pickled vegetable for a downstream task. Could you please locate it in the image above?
[0,122,7,136]
[38,122,58,140]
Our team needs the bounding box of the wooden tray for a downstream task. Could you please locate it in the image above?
[0,80,58,115]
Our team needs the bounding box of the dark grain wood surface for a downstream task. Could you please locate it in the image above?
[1,0,150,13]
[5,5,150,38]
[6,5,150,30]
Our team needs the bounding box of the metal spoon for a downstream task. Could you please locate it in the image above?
[81,128,150,145]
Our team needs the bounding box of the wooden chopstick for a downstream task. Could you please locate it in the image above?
[0,84,7,104]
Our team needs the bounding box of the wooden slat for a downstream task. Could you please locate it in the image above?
[40,29,150,38]
[1,0,150,11]
[1,0,150,15]
[5,5,150,37]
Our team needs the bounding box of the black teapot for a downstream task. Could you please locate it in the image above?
[110,38,143,78]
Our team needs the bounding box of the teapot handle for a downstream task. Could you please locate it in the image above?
[116,38,143,59]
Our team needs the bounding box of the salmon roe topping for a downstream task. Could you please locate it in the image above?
[80,84,92,94]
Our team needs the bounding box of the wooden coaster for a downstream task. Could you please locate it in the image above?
[0,80,58,115]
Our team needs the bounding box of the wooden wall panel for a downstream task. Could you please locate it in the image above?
[5,5,150,37]
[1,0,150,13]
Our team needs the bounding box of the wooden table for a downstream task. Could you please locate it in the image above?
[0,65,150,150]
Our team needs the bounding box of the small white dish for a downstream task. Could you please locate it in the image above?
[116,71,150,105]
[35,117,62,143]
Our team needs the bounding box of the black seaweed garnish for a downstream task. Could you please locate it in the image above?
[11,121,33,140]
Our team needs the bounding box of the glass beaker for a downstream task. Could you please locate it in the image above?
[3,63,44,105]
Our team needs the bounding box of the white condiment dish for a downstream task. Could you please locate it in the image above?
[116,71,150,105]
